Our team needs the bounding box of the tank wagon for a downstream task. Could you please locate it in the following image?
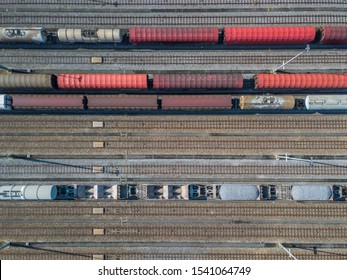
[218,184,346,201]
[0,94,11,110]
[0,27,47,43]
[0,26,346,45]
[291,185,332,201]
[0,184,75,200]
[2,94,347,111]
[239,95,295,110]
[305,95,347,110]
[57,28,122,44]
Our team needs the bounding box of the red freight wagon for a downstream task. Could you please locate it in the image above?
[320,26,347,44]
[153,74,243,89]
[11,95,84,109]
[87,95,157,109]
[255,74,347,89]
[161,95,232,109]
[57,74,148,89]
[129,28,219,45]
[224,26,316,45]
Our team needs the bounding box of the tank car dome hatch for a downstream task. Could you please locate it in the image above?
[21,185,58,200]
[291,185,332,201]
[219,184,259,200]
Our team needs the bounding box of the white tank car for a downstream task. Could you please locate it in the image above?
[291,185,332,201]
[0,185,58,200]
[96,29,122,43]
[0,27,47,43]
[305,95,347,110]
[240,95,295,109]
[0,94,12,110]
[219,184,259,200]
[57,28,122,43]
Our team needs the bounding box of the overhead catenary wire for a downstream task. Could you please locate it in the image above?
[272,44,310,73]
[278,243,298,260]
[276,154,347,169]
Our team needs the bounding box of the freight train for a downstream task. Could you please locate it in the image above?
[1,73,346,110]
[1,93,347,111]
[0,26,346,45]
[1,183,346,201]
[1,73,347,90]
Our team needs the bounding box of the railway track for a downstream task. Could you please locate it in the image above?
[2,249,347,260]
[0,164,92,175]
[1,202,346,220]
[95,251,347,260]
[1,223,346,242]
[1,0,344,10]
[1,136,347,155]
[0,12,345,28]
[1,115,347,133]
[1,50,345,67]
[1,163,347,177]
[109,163,347,176]
[107,54,346,66]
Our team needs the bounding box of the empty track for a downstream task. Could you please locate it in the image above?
[1,0,345,11]
[1,223,346,242]
[111,163,347,176]
[2,250,346,260]
[1,135,347,156]
[107,53,346,66]
[1,115,347,134]
[0,50,345,72]
[1,202,346,220]
[1,163,347,177]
